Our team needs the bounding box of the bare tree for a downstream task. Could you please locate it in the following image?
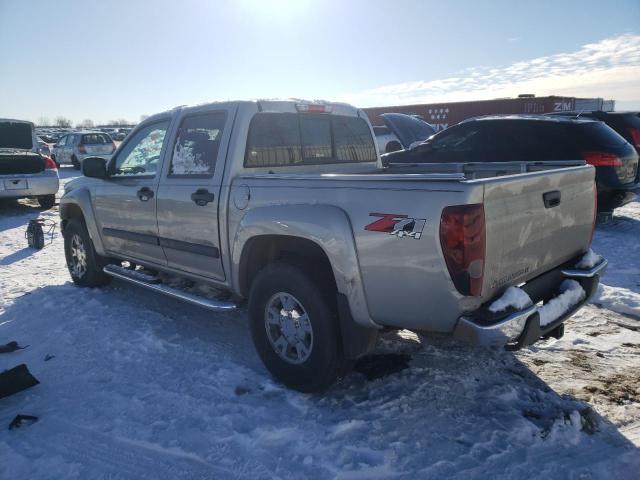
[79,119,94,128]
[37,116,51,127]
[54,116,72,128]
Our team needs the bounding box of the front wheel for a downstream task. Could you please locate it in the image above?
[249,263,345,392]
[71,156,80,170]
[63,219,112,287]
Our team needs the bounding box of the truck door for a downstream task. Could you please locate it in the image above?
[92,118,172,265]
[156,105,236,280]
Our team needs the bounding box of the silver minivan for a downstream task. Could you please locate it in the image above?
[52,131,116,169]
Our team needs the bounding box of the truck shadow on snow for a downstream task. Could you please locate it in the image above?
[3,281,638,476]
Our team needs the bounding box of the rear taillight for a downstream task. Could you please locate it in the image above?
[78,144,87,154]
[440,204,485,297]
[43,156,57,170]
[582,151,623,167]
[628,127,640,149]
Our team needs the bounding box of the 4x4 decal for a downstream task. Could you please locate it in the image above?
[365,213,426,239]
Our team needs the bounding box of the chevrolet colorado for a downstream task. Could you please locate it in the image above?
[59,100,606,391]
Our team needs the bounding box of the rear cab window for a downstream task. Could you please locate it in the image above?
[244,113,376,167]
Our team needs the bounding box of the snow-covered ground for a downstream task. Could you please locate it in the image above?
[1,169,639,479]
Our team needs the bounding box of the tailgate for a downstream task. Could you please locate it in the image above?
[481,165,595,300]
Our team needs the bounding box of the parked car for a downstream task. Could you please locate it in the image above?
[113,128,132,141]
[373,113,436,154]
[60,100,604,392]
[37,138,51,157]
[52,131,116,169]
[0,118,59,209]
[551,111,640,179]
[383,115,639,213]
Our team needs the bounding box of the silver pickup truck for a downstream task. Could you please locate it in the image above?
[60,100,607,391]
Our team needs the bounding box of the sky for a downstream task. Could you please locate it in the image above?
[0,0,639,125]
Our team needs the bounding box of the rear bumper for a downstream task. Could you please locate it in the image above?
[453,256,607,349]
[0,172,59,198]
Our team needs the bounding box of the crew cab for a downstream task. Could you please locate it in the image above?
[0,118,59,209]
[59,100,606,392]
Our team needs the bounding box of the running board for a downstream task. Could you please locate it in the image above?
[103,264,237,312]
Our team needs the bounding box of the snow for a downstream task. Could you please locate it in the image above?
[489,286,533,313]
[576,249,603,269]
[0,168,639,478]
[538,280,586,327]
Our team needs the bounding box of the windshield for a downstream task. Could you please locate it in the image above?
[381,113,436,149]
[0,121,33,150]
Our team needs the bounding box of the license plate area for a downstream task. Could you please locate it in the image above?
[4,179,28,190]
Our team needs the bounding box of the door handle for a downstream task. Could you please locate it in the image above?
[543,190,561,208]
[191,189,215,206]
[137,187,154,202]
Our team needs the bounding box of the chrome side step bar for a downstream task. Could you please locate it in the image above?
[103,264,237,312]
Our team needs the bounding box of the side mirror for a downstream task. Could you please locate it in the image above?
[82,157,108,178]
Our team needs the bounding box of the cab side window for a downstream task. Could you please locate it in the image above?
[112,121,170,177]
[169,112,227,176]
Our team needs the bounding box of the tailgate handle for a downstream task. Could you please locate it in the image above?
[543,190,561,209]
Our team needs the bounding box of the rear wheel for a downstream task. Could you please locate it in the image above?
[37,194,55,210]
[63,219,112,287]
[249,263,345,392]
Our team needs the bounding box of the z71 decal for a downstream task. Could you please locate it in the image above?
[365,213,426,239]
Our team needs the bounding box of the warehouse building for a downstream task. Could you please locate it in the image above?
[363,95,615,131]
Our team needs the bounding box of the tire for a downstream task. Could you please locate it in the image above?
[37,194,56,210]
[63,219,112,287]
[71,156,80,170]
[249,263,345,392]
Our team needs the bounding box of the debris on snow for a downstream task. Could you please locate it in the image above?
[489,286,533,313]
[8,414,39,430]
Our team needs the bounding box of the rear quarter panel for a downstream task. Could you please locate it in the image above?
[228,176,480,332]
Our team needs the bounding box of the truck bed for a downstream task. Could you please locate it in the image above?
[232,163,595,331]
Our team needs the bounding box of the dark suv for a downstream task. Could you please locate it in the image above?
[383,115,639,213]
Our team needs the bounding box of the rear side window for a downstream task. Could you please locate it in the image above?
[333,116,377,162]
[245,113,301,167]
[576,122,628,148]
[244,113,376,167]
[170,112,227,176]
[81,133,111,145]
